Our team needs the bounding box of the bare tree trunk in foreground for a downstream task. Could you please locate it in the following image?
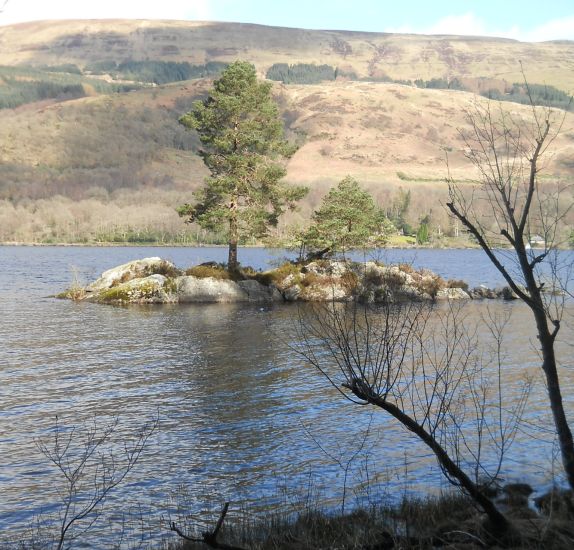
[446,91,574,490]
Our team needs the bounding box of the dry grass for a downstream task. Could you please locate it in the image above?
[2,20,573,90]
[417,274,446,299]
[1,22,574,244]
[251,262,301,287]
[146,260,182,278]
[185,264,234,280]
[169,490,574,549]
[57,266,86,300]
[447,278,470,292]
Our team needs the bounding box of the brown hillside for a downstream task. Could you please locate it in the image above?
[1,76,573,243]
[0,20,573,90]
[0,20,573,243]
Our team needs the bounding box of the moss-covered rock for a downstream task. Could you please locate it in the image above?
[87,257,180,292]
[92,274,178,304]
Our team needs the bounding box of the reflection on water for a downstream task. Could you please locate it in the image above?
[0,246,572,547]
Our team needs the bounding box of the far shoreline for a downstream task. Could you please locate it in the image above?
[0,241,486,250]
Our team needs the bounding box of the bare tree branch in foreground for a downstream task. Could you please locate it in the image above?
[446,86,574,490]
[36,414,158,550]
[294,300,529,539]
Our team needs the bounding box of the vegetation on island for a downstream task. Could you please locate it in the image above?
[291,176,395,259]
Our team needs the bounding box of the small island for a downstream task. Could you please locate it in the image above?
[59,256,517,305]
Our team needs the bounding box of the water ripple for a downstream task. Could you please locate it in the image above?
[1,246,573,547]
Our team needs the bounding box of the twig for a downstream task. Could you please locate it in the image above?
[170,502,246,550]
[442,530,487,547]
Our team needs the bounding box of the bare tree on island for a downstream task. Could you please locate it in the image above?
[446,90,574,490]
[178,61,307,272]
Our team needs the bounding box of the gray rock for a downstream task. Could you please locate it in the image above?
[301,283,349,302]
[498,483,534,509]
[86,257,174,292]
[469,286,498,299]
[499,284,529,300]
[176,276,248,303]
[500,286,518,300]
[303,261,348,277]
[91,274,177,304]
[237,280,283,303]
[283,285,301,302]
[392,285,428,302]
[436,287,471,300]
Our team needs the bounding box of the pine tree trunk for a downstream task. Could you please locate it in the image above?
[228,208,239,272]
[228,240,238,272]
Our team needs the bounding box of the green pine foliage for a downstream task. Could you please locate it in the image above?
[178,61,307,269]
[0,80,85,109]
[301,176,395,256]
[84,60,119,74]
[413,77,464,90]
[416,223,429,245]
[115,60,227,84]
[41,64,83,75]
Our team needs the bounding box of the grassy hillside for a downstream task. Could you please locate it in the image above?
[1,20,573,91]
[1,76,572,244]
[0,20,572,244]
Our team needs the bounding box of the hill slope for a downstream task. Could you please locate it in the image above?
[1,19,573,90]
[0,20,573,244]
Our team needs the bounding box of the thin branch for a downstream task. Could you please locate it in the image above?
[170,502,246,550]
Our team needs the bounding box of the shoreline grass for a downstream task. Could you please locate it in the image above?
[167,489,574,549]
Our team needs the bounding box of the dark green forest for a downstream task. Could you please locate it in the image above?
[86,60,228,84]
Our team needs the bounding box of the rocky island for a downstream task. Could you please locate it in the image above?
[59,257,518,305]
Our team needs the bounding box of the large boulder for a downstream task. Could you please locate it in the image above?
[86,257,178,292]
[469,286,499,299]
[303,260,348,278]
[176,276,281,303]
[283,284,302,302]
[436,287,471,300]
[177,276,248,303]
[237,279,283,303]
[91,274,178,304]
[299,282,350,302]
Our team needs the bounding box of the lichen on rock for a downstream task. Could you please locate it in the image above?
[94,274,178,304]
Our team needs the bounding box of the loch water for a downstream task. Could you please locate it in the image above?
[1,246,573,547]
